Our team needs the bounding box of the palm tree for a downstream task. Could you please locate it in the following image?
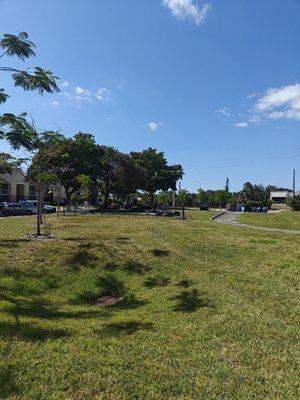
[0,31,60,235]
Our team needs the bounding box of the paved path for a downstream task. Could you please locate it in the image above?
[212,211,300,235]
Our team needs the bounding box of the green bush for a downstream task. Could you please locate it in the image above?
[287,196,300,211]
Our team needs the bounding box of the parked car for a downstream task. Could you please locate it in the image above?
[0,201,9,211]
[1,203,37,216]
[199,202,209,210]
[19,200,56,213]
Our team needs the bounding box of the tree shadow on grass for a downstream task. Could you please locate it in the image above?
[151,248,170,257]
[105,260,152,275]
[144,276,170,288]
[171,289,214,312]
[0,239,29,248]
[177,279,194,288]
[1,295,114,323]
[97,320,153,337]
[73,274,127,305]
[0,365,21,398]
[0,320,70,342]
[116,236,130,243]
[111,294,149,310]
[123,261,151,275]
[67,249,98,271]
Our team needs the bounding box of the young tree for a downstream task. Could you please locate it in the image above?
[176,189,189,207]
[131,148,183,206]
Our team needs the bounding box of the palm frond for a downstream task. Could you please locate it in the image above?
[0,88,9,104]
[0,113,39,151]
[0,32,36,60]
[12,67,60,94]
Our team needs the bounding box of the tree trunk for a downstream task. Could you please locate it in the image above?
[36,189,41,235]
[149,192,155,207]
[56,181,60,218]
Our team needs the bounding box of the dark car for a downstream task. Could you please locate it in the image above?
[0,201,9,211]
[1,203,37,216]
[199,202,209,210]
[19,200,56,213]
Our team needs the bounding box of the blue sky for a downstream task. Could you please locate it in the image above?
[1,0,299,191]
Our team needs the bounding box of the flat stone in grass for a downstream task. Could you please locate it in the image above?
[92,296,124,307]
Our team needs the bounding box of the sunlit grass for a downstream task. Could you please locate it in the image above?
[0,211,299,399]
[239,210,300,230]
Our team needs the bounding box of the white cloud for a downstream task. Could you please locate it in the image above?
[96,88,112,101]
[50,100,60,106]
[75,86,90,96]
[235,122,248,128]
[253,83,300,120]
[162,0,210,25]
[215,107,230,117]
[60,81,69,88]
[246,92,256,100]
[148,121,163,131]
[58,84,113,105]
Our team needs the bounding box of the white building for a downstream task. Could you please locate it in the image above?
[269,190,299,203]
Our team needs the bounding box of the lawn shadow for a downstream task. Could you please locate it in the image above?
[171,289,214,312]
[111,293,149,310]
[0,238,29,248]
[0,320,70,342]
[151,248,170,257]
[123,261,152,275]
[97,320,153,337]
[144,276,170,288]
[177,279,194,288]
[66,249,98,270]
[105,260,152,275]
[116,236,130,243]
[0,365,21,398]
[73,274,127,305]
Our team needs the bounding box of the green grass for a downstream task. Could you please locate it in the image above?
[0,211,299,399]
[239,210,300,230]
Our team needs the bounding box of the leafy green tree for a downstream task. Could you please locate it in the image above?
[0,152,24,174]
[96,147,143,205]
[176,189,189,207]
[131,148,183,206]
[39,133,103,205]
[197,188,209,204]
[286,195,300,211]
[111,154,144,203]
[156,191,171,205]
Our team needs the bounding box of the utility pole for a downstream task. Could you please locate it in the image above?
[293,169,296,197]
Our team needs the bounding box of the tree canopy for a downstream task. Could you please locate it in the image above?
[131,148,183,204]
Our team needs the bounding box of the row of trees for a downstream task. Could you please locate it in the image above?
[155,181,291,208]
[28,134,184,207]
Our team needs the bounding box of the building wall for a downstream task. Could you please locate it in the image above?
[0,169,66,203]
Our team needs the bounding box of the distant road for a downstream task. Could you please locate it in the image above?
[213,211,300,235]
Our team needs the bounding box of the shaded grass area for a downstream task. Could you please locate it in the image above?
[239,210,300,230]
[0,211,299,399]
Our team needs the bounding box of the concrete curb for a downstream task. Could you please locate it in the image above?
[211,211,226,221]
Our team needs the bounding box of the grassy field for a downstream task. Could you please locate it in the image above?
[0,211,299,400]
[239,210,300,230]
